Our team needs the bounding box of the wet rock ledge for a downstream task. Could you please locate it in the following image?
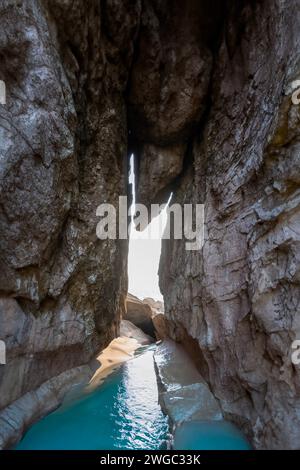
[154,340,251,449]
[154,340,222,428]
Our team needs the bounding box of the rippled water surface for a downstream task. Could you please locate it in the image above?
[16,347,169,450]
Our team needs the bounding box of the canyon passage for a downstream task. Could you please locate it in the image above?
[14,343,250,450]
[0,0,300,451]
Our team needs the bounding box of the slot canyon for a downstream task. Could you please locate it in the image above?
[0,0,300,450]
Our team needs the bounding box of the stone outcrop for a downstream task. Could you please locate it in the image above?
[128,0,223,221]
[152,313,168,340]
[124,293,155,337]
[0,365,93,450]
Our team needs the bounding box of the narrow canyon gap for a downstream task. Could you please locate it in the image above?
[0,0,300,450]
[128,154,168,301]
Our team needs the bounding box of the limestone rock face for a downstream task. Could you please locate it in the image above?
[0,0,140,428]
[124,293,155,337]
[128,0,222,215]
[159,0,300,450]
[128,0,214,145]
[137,143,185,208]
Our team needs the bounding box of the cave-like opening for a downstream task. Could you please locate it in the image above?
[127,154,169,302]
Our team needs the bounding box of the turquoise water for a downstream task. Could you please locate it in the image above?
[15,346,250,450]
[16,347,169,450]
[174,420,251,450]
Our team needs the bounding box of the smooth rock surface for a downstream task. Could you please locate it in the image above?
[154,340,204,392]
[161,383,222,426]
[152,313,168,340]
[0,365,93,450]
[154,340,222,428]
[0,0,138,422]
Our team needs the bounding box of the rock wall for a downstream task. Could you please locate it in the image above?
[0,0,140,430]
[158,0,300,450]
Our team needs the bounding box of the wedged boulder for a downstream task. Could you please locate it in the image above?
[136,142,186,213]
[143,297,164,313]
[128,1,214,145]
[124,293,155,337]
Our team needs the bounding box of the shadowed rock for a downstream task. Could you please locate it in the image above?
[124,293,155,337]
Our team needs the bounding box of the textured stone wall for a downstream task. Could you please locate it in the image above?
[0,0,140,416]
[159,0,300,450]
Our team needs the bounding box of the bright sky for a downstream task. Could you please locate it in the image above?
[127,156,168,301]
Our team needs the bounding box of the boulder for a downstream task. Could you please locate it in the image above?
[124,293,155,337]
[143,297,164,313]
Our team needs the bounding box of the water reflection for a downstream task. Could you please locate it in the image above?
[15,347,169,450]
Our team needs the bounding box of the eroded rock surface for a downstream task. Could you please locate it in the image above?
[158,0,300,450]
[0,0,140,442]
[124,293,155,337]
[0,365,93,450]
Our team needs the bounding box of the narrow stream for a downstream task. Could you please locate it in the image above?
[15,346,169,450]
[15,345,250,450]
